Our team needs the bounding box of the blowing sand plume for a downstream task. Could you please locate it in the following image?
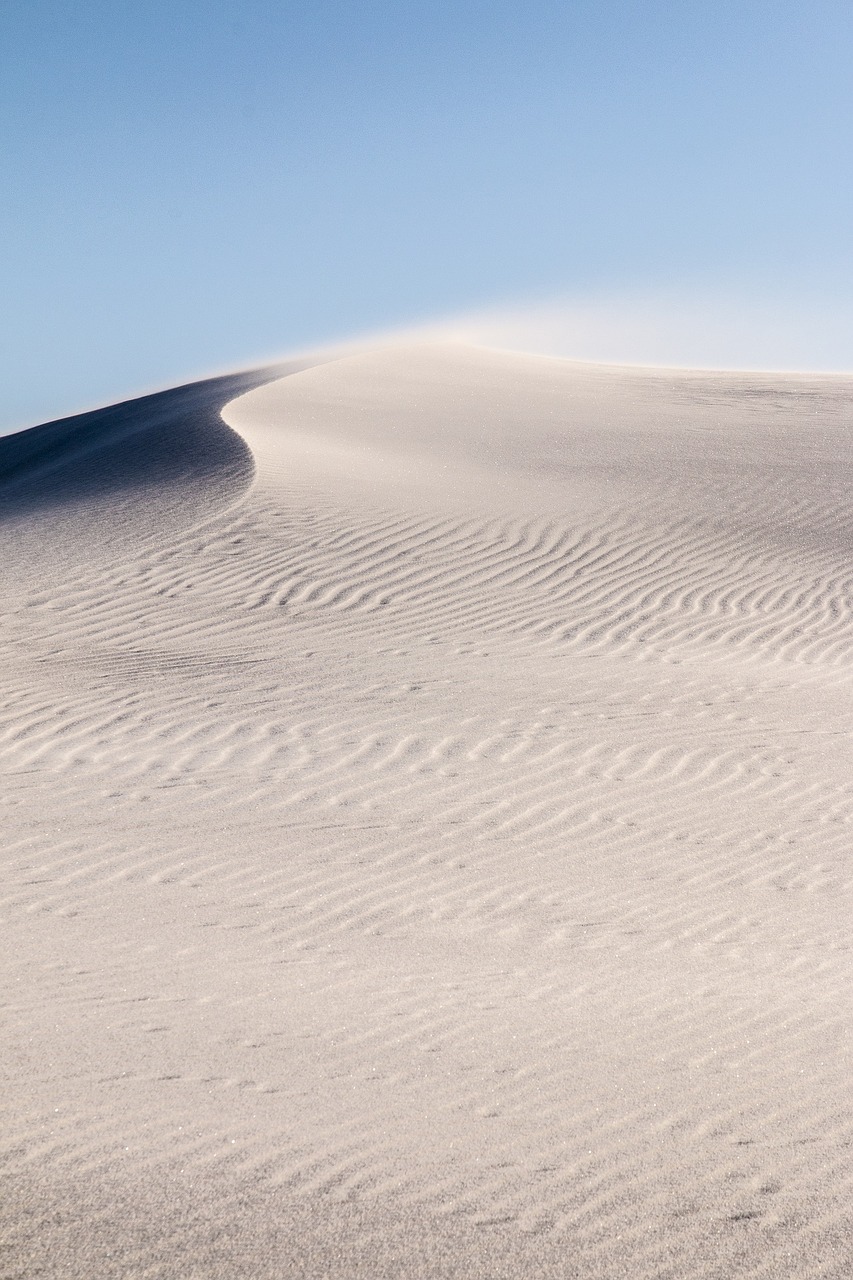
[2,340,853,1277]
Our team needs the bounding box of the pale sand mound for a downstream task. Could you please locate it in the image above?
[2,342,853,1278]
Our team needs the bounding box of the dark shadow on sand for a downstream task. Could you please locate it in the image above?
[0,366,300,519]
[0,359,326,574]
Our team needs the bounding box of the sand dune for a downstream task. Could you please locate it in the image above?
[2,341,853,1277]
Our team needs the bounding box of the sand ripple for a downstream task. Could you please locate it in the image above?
[2,343,853,1277]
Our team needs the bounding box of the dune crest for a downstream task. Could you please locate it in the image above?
[3,342,853,1277]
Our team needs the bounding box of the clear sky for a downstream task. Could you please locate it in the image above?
[3,1,853,432]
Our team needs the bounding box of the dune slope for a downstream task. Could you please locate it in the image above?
[2,342,853,1278]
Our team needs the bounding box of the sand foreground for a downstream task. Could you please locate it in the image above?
[2,342,853,1277]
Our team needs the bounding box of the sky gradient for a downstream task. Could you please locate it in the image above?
[3,1,853,433]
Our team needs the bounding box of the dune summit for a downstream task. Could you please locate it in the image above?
[2,341,853,1278]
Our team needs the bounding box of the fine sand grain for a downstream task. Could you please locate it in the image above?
[2,342,853,1277]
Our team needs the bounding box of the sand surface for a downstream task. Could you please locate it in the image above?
[2,342,853,1277]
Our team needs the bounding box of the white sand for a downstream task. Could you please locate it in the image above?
[2,341,853,1277]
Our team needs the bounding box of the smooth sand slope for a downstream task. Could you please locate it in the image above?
[2,342,853,1278]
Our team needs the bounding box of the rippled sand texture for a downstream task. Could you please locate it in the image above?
[3,343,853,1278]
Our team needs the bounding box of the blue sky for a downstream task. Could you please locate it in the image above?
[3,1,853,432]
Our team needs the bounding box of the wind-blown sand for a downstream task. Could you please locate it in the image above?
[2,341,853,1278]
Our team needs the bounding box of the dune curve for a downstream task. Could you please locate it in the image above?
[0,359,319,578]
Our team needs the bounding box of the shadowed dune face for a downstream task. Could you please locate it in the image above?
[0,363,311,574]
[0,371,261,509]
[4,343,853,1279]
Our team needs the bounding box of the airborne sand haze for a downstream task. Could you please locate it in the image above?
[2,342,853,1277]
